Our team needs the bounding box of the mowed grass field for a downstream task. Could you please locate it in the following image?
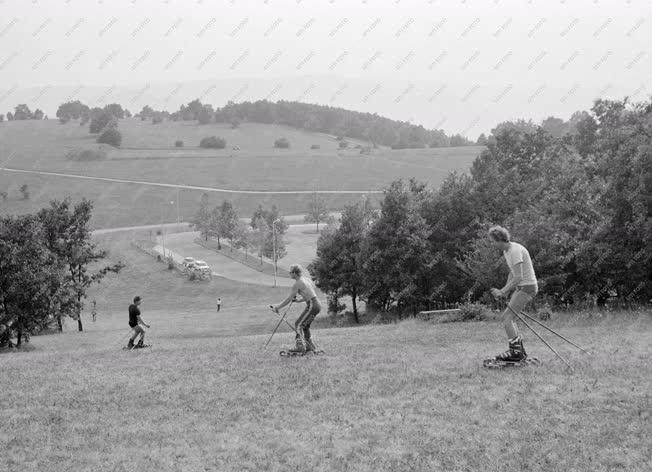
[1,310,650,472]
[0,119,483,227]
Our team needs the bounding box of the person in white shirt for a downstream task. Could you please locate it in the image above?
[488,226,538,362]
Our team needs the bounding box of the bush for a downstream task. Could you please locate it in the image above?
[175,140,184,147]
[166,255,175,270]
[339,141,348,149]
[66,147,108,161]
[310,144,320,150]
[200,136,226,149]
[0,191,7,201]
[20,184,29,200]
[89,112,116,134]
[327,295,346,314]
[97,128,122,147]
[152,115,163,124]
[274,137,290,149]
[457,302,489,321]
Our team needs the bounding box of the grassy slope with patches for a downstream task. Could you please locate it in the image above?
[0,119,482,227]
[1,314,650,472]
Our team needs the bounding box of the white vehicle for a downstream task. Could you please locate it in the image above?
[189,260,212,280]
[182,257,196,268]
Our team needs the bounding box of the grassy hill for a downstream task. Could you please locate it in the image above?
[0,119,483,228]
[2,310,649,472]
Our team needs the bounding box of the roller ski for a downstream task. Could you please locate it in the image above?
[483,336,539,369]
[123,339,151,350]
[483,357,540,369]
[279,348,325,357]
[279,339,324,357]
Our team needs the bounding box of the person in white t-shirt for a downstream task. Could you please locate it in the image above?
[488,226,538,362]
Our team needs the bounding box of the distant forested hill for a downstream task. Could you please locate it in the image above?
[212,100,473,149]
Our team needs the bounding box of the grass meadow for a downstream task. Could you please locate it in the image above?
[1,230,650,472]
[2,120,650,472]
[0,119,483,227]
[1,310,650,472]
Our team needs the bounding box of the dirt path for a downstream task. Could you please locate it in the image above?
[1,167,382,195]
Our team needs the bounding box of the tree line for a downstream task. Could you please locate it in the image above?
[309,98,652,321]
[24,98,480,149]
[0,199,122,347]
[192,197,291,267]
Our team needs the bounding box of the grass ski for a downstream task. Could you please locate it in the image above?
[279,349,325,357]
[483,357,540,369]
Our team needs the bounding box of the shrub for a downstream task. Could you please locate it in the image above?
[327,295,346,314]
[175,140,184,147]
[200,136,226,149]
[20,184,29,200]
[339,140,348,149]
[274,137,290,149]
[0,191,7,201]
[97,128,122,147]
[310,144,320,150]
[89,112,116,133]
[66,147,108,161]
[166,255,175,270]
[457,302,489,321]
[152,115,163,124]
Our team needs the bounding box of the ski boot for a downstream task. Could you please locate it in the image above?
[304,338,324,355]
[280,338,307,357]
[483,336,538,368]
[133,338,151,349]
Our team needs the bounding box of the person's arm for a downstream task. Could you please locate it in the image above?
[500,263,523,295]
[137,315,150,328]
[275,283,300,311]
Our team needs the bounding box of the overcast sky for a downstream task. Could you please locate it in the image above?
[0,0,650,136]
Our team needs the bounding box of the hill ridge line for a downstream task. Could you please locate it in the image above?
[0,167,384,195]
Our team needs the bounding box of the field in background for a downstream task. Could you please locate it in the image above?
[2,312,649,472]
[87,230,298,337]
[0,119,483,227]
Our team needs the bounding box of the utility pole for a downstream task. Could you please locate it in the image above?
[176,187,180,225]
[272,219,280,288]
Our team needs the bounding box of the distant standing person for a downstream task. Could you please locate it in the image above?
[216,297,222,313]
[127,296,150,349]
[488,226,538,362]
[273,264,322,353]
[91,300,97,322]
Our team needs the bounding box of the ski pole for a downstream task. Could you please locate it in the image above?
[263,301,294,348]
[268,303,322,352]
[508,305,574,371]
[518,310,591,355]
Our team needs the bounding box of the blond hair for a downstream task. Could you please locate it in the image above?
[289,264,303,277]
[488,225,511,243]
